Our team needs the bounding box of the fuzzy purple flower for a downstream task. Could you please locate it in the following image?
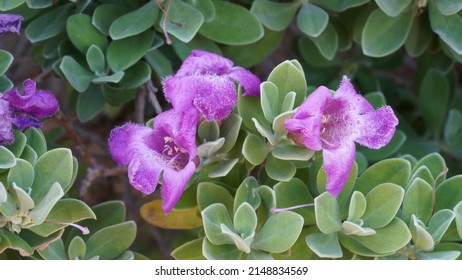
[0,79,59,145]
[0,14,23,35]
[109,108,199,214]
[285,76,399,196]
[163,50,261,121]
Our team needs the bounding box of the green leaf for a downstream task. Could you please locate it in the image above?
[197,138,224,158]
[30,148,74,203]
[208,159,239,178]
[428,209,456,243]
[186,0,215,22]
[311,0,369,12]
[404,14,433,57]
[68,236,86,260]
[37,239,66,260]
[347,218,411,254]
[310,22,338,60]
[413,152,447,186]
[347,191,367,222]
[59,56,94,93]
[429,2,462,55]
[417,250,461,260]
[85,221,136,260]
[297,3,329,37]
[102,84,137,105]
[454,201,462,239]
[202,238,243,260]
[86,45,105,75]
[107,30,154,72]
[237,87,267,134]
[252,211,303,253]
[267,60,307,110]
[234,177,261,214]
[25,3,73,43]
[375,0,412,17]
[109,0,158,40]
[410,215,434,251]
[314,192,342,234]
[218,113,242,153]
[272,110,295,135]
[171,238,206,260]
[306,232,343,258]
[342,221,376,236]
[435,0,462,15]
[26,0,53,9]
[76,84,106,122]
[8,159,34,190]
[197,182,234,214]
[92,4,129,35]
[199,0,264,45]
[6,130,26,158]
[361,183,404,228]
[242,133,269,166]
[223,28,284,68]
[198,120,220,142]
[0,50,13,76]
[171,35,221,60]
[144,49,173,78]
[260,81,279,123]
[444,109,462,153]
[29,182,64,225]
[272,142,314,161]
[0,76,13,93]
[361,8,413,57]
[201,203,234,245]
[92,71,124,83]
[161,0,204,43]
[402,178,433,225]
[234,203,257,238]
[25,128,47,158]
[0,0,26,10]
[0,228,34,256]
[29,198,95,237]
[250,0,300,31]
[119,61,151,89]
[0,146,16,169]
[419,69,450,139]
[436,175,462,210]
[356,158,411,194]
[265,154,296,182]
[274,178,315,225]
[67,14,108,54]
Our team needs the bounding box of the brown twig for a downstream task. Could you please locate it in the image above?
[146,80,163,115]
[135,86,147,124]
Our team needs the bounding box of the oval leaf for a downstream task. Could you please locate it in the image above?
[140,200,202,229]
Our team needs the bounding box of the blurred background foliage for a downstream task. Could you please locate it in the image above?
[1,0,462,259]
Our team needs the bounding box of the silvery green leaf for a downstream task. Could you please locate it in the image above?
[201,203,234,245]
[272,142,314,161]
[342,221,376,236]
[8,159,34,191]
[428,209,456,243]
[197,138,225,158]
[454,201,462,239]
[260,81,279,123]
[220,224,252,253]
[306,232,343,258]
[234,202,257,239]
[28,182,64,226]
[13,184,35,213]
[272,110,295,135]
[314,192,342,234]
[252,118,275,145]
[347,191,367,222]
[0,182,7,203]
[0,146,16,169]
[208,158,239,178]
[410,215,434,251]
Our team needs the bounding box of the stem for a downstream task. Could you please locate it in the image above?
[271,203,314,213]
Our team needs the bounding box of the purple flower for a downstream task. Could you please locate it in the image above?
[109,108,198,214]
[0,14,23,35]
[285,76,399,196]
[163,50,261,121]
[0,79,59,145]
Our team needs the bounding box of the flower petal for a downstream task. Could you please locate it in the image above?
[193,75,237,121]
[3,80,59,118]
[335,76,373,114]
[161,161,197,214]
[285,86,331,151]
[109,123,151,165]
[228,66,261,96]
[354,105,399,149]
[163,75,200,111]
[0,14,23,35]
[322,141,356,197]
[127,155,162,195]
[0,99,14,145]
[12,115,42,130]
[176,50,233,76]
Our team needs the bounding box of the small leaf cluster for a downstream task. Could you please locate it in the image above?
[36,201,144,260]
[0,128,95,257]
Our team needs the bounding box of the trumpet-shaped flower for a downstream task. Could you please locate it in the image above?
[285,76,398,196]
[109,108,198,214]
[0,79,59,145]
[0,14,23,35]
[163,50,261,121]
